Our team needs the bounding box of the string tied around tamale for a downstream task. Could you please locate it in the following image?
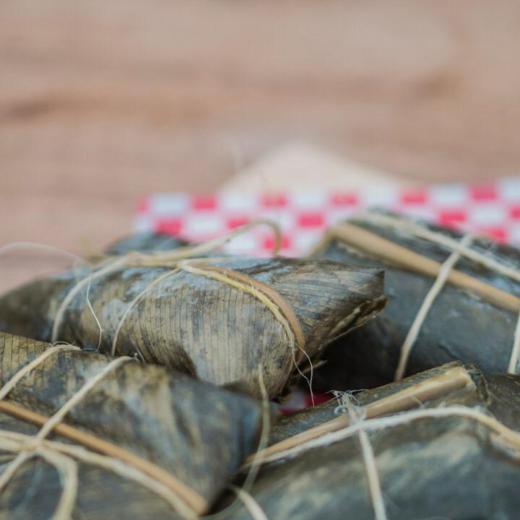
[0,348,200,520]
[327,211,520,376]
[394,233,474,381]
[104,241,311,397]
[356,211,520,375]
[110,259,307,366]
[226,366,271,520]
[176,261,313,393]
[358,210,520,283]
[255,404,520,467]
[47,219,312,396]
[0,241,103,350]
[0,355,132,518]
[51,218,283,348]
[334,392,388,520]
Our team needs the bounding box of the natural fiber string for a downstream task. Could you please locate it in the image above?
[394,234,474,381]
[0,241,85,267]
[51,256,130,344]
[0,345,80,400]
[52,219,283,348]
[0,436,78,520]
[508,313,520,374]
[179,263,305,352]
[214,370,271,519]
[224,367,271,520]
[0,351,201,519]
[178,262,314,397]
[0,356,132,518]
[354,211,520,375]
[237,367,271,493]
[0,241,104,353]
[110,268,181,357]
[229,486,269,520]
[243,365,473,467]
[359,211,520,283]
[138,218,283,263]
[0,349,200,517]
[109,256,311,396]
[336,394,388,520]
[0,430,197,520]
[38,356,132,439]
[256,405,520,466]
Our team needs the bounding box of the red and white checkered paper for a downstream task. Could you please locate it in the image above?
[135,178,520,257]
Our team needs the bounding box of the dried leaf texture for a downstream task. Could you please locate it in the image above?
[0,258,385,398]
[215,364,520,520]
[0,332,265,518]
[312,211,520,389]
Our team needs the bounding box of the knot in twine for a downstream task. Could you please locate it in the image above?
[21,437,43,453]
[334,391,388,520]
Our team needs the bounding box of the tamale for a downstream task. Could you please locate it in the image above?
[105,231,190,255]
[311,209,520,389]
[213,363,520,520]
[0,332,267,519]
[0,257,385,398]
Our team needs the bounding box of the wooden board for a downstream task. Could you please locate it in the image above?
[1,0,520,290]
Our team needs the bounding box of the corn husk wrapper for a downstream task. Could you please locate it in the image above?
[0,258,385,398]
[0,332,266,519]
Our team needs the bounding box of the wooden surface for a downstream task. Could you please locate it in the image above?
[1,0,520,289]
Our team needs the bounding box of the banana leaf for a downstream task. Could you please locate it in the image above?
[213,363,520,520]
[0,332,266,519]
[0,258,385,398]
[311,210,520,389]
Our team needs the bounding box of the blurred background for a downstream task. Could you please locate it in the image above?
[1,0,520,285]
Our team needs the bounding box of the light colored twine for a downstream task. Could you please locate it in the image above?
[394,234,474,381]
[177,263,312,392]
[508,314,520,374]
[0,345,80,401]
[225,367,271,520]
[237,367,271,495]
[52,219,283,351]
[110,267,182,358]
[108,259,310,397]
[51,256,131,345]
[48,219,309,399]
[354,211,520,376]
[0,348,198,520]
[256,404,520,466]
[336,394,388,520]
[229,486,269,520]
[250,402,520,519]
[359,211,520,283]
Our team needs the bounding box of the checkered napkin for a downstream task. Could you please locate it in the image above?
[135,178,520,256]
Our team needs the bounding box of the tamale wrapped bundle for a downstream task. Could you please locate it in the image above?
[0,332,267,519]
[105,231,190,255]
[214,363,520,520]
[311,209,520,389]
[0,256,385,398]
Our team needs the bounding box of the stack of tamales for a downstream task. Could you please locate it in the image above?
[0,213,520,519]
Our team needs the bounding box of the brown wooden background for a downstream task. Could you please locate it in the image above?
[1,0,520,289]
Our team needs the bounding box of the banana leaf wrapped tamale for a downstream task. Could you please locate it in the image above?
[213,363,520,520]
[0,256,385,398]
[311,210,520,389]
[0,332,268,519]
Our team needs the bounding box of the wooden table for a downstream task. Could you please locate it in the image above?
[1,0,520,289]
